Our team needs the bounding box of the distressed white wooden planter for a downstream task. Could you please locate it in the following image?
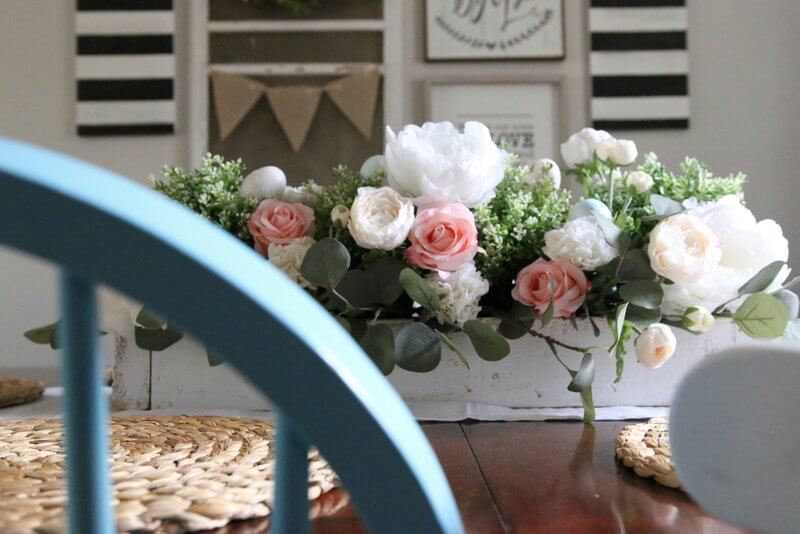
[112,318,760,417]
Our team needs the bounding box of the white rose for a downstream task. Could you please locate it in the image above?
[524,158,561,189]
[635,324,677,368]
[267,237,316,288]
[543,216,618,271]
[661,195,790,313]
[596,139,638,166]
[283,182,323,206]
[560,128,613,168]
[647,214,721,285]
[626,170,654,193]
[426,263,490,327]
[240,166,286,199]
[385,121,507,207]
[97,287,143,339]
[330,205,350,227]
[348,186,415,250]
[682,306,715,333]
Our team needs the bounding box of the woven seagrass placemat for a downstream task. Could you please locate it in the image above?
[615,417,681,489]
[0,377,44,409]
[0,415,340,532]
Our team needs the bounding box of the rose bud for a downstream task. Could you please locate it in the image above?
[635,324,677,368]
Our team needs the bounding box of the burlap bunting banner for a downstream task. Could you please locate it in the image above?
[210,69,381,151]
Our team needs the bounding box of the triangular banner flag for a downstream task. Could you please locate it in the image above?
[210,72,267,140]
[325,70,380,140]
[265,85,322,152]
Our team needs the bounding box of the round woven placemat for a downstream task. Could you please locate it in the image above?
[0,415,340,532]
[0,377,44,409]
[615,417,681,489]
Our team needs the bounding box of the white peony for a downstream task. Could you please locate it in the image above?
[596,138,638,166]
[626,170,654,193]
[543,216,618,271]
[560,128,612,168]
[240,166,286,199]
[647,214,721,286]
[426,263,490,327]
[635,324,677,369]
[97,287,143,339]
[524,158,561,189]
[683,306,715,333]
[384,121,507,207]
[267,236,316,288]
[661,195,790,313]
[348,186,415,250]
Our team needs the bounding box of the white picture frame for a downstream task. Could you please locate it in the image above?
[425,0,564,61]
[426,79,562,166]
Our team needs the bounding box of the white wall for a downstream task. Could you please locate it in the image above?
[0,0,798,376]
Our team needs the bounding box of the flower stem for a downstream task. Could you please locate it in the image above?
[527,328,590,354]
[435,330,470,369]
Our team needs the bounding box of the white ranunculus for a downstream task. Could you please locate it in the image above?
[384,121,507,207]
[360,154,386,178]
[240,166,286,199]
[647,214,721,286]
[626,170,654,193]
[661,195,790,313]
[348,186,415,250]
[596,138,638,166]
[97,287,143,339]
[560,128,612,168]
[543,216,618,271]
[682,306,715,333]
[267,237,316,288]
[524,158,561,189]
[426,263,490,327]
[635,324,677,368]
[330,205,350,227]
[283,182,323,206]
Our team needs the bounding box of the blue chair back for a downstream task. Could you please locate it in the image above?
[0,138,463,534]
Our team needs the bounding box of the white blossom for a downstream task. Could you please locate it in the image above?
[648,214,721,286]
[267,237,316,288]
[543,216,618,271]
[560,128,612,168]
[596,138,638,166]
[426,263,490,327]
[635,324,677,368]
[348,186,415,250]
[626,170,654,193]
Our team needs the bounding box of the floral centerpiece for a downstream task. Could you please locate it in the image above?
[25,122,797,420]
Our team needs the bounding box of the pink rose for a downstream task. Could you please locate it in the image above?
[406,202,479,276]
[512,259,590,318]
[248,199,315,255]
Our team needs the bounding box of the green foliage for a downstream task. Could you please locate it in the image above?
[734,293,789,339]
[308,166,382,244]
[474,159,571,288]
[463,319,510,361]
[151,154,258,244]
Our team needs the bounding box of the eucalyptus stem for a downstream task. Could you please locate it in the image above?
[435,330,470,369]
[527,329,590,354]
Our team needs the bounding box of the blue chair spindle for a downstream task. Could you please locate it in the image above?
[273,411,310,534]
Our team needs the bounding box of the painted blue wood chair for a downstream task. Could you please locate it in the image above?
[0,138,463,534]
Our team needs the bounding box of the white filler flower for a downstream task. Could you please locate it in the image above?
[385,121,506,207]
[626,170,654,193]
[560,128,612,168]
[543,216,618,271]
[426,263,490,327]
[661,195,789,313]
[524,158,561,189]
[648,213,721,286]
[635,324,677,368]
[348,186,415,250]
[267,236,316,288]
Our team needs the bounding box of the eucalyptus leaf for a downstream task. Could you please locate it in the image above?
[369,256,405,306]
[360,324,395,375]
[619,280,664,310]
[773,289,800,320]
[136,308,166,330]
[300,237,350,290]
[613,303,628,344]
[135,325,183,351]
[346,317,368,341]
[334,316,351,333]
[463,320,511,362]
[394,322,441,372]
[625,304,662,327]
[567,353,596,393]
[334,269,377,309]
[593,214,629,253]
[782,276,800,291]
[617,249,656,281]
[497,317,533,340]
[650,194,683,218]
[24,321,58,345]
[206,351,224,367]
[737,260,786,296]
[734,293,789,340]
[399,268,440,311]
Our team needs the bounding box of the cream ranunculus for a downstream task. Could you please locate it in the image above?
[682,306,715,333]
[596,138,638,166]
[348,186,415,250]
[661,195,790,313]
[426,262,490,327]
[543,216,618,271]
[524,158,562,189]
[560,128,612,168]
[635,324,677,368]
[267,236,316,288]
[647,214,721,286]
[384,121,507,207]
[626,170,654,193]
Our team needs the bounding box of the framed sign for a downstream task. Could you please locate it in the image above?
[426,79,561,166]
[425,0,564,60]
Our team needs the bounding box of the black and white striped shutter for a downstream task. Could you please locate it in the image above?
[589,0,689,130]
[75,0,175,136]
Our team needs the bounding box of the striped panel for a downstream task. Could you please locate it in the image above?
[75,0,174,136]
[589,0,689,130]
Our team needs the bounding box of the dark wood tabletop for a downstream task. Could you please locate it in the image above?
[207,421,745,533]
